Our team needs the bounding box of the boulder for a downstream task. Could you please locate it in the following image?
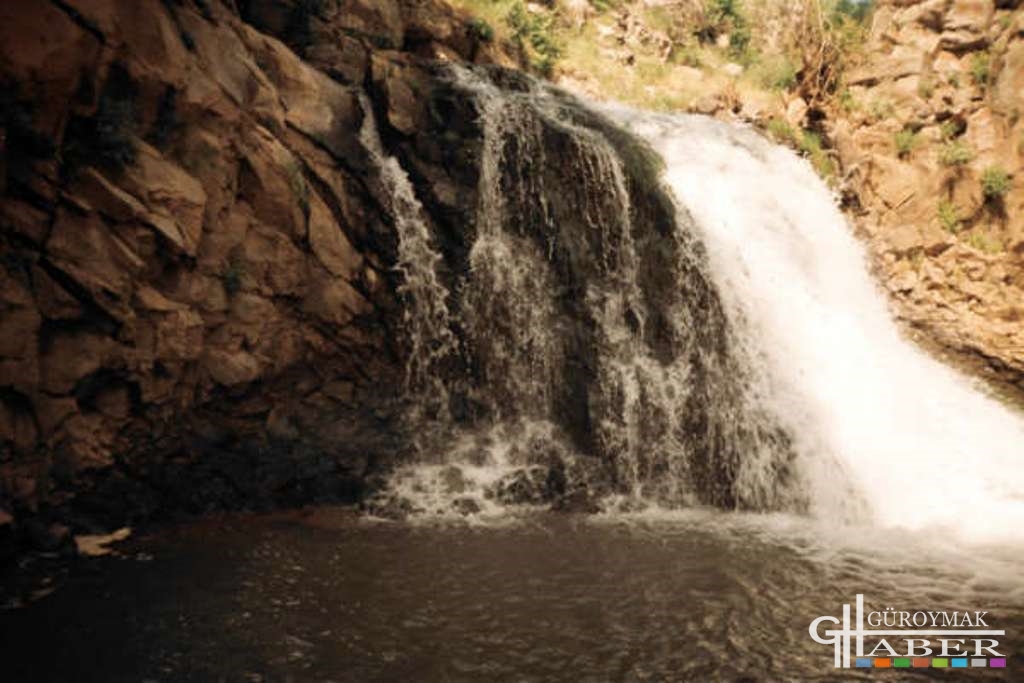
[940,0,994,51]
[489,467,556,505]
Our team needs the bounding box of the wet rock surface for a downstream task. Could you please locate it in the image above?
[0,0,523,554]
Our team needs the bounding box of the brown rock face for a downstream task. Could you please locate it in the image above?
[0,0,519,534]
[828,0,1024,387]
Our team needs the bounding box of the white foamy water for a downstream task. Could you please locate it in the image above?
[610,109,1024,541]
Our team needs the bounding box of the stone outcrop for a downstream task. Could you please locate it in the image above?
[0,0,521,548]
[826,0,1024,386]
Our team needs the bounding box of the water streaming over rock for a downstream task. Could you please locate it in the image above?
[611,109,1024,540]
[368,68,800,519]
[366,67,1024,540]
[357,94,458,422]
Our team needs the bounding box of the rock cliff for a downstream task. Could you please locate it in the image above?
[534,0,1022,389]
[827,0,1024,388]
[0,0,519,546]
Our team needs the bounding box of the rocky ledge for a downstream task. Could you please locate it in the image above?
[827,0,1024,388]
[0,0,522,557]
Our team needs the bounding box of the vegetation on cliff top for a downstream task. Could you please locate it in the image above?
[454,1,872,109]
[453,0,874,182]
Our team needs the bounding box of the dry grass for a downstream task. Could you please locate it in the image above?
[451,0,870,118]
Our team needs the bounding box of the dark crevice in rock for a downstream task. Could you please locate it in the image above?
[48,0,106,44]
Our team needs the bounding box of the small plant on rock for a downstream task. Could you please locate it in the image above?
[467,17,494,43]
[967,231,1003,254]
[981,166,1011,202]
[798,130,836,180]
[868,98,894,122]
[894,129,918,159]
[939,119,961,141]
[838,88,858,112]
[755,55,798,91]
[937,200,962,233]
[505,2,562,76]
[970,51,991,88]
[939,140,974,167]
[917,78,935,100]
[766,118,796,144]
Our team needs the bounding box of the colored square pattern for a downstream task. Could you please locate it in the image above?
[852,657,1008,669]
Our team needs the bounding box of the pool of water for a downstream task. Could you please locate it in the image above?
[2,508,1021,681]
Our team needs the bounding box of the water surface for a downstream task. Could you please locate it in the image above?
[2,508,1020,681]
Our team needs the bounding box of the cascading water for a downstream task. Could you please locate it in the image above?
[368,68,801,519]
[610,109,1024,540]
[357,95,458,415]
[368,67,1024,541]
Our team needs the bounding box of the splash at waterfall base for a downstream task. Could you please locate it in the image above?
[810,594,1008,670]
[366,64,806,522]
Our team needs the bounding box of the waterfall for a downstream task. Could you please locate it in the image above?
[367,68,1024,541]
[357,95,458,419]
[610,109,1024,540]
[368,68,800,519]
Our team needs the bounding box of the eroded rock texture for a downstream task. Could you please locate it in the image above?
[829,0,1024,386]
[0,0,519,538]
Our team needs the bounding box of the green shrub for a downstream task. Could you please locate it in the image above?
[766,118,796,143]
[970,52,991,87]
[756,55,798,90]
[939,119,961,141]
[506,3,562,76]
[672,43,703,68]
[467,17,494,43]
[937,200,961,233]
[695,0,749,50]
[869,98,894,121]
[729,22,754,63]
[590,0,623,12]
[948,72,961,88]
[798,130,836,180]
[838,88,858,112]
[917,78,934,100]
[798,130,823,155]
[939,140,974,166]
[833,0,874,23]
[894,129,918,158]
[981,166,1011,200]
[967,232,1002,253]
